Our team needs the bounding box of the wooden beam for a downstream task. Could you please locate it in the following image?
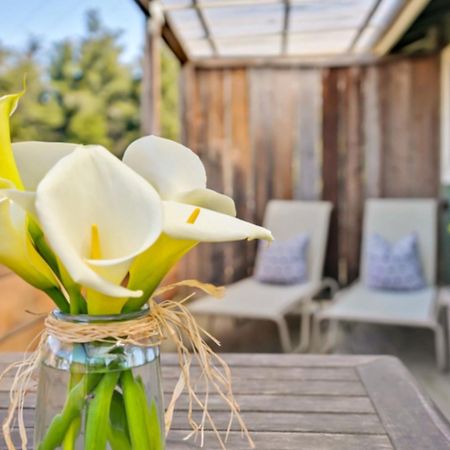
[373,0,431,56]
[191,53,378,69]
[349,0,383,52]
[281,0,290,55]
[141,1,163,135]
[134,0,189,64]
[193,0,218,56]
[162,20,189,64]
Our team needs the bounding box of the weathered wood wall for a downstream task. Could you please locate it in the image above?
[178,54,440,286]
[0,267,54,351]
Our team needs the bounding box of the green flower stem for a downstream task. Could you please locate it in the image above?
[37,374,101,450]
[61,415,80,450]
[44,287,70,313]
[84,371,121,450]
[28,219,60,278]
[108,390,132,450]
[121,370,152,450]
[136,377,163,450]
[107,423,132,450]
[62,371,83,450]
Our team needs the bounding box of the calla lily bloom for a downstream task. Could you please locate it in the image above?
[35,145,163,304]
[0,92,69,310]
[13,141,79,190]
[123,135,236,216]
[0,196,67,309]
[123,136,272,310]
[163,201,271,242]
[0,92,24,189]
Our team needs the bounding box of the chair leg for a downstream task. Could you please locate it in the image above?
[433,324,447,372]
[313,317,338,353]
[312,315,323,352]
[297,306,310,353]
[447,307,450,366]
[275,318,292,353]
[296,301,321,352]
[322,320,339,353]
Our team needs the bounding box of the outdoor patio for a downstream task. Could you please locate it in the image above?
[2,0,450,448]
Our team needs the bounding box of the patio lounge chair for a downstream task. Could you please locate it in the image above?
[313,199,446,370]
[189,199,336,352]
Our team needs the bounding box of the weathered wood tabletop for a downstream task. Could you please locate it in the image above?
[1,353,450,450]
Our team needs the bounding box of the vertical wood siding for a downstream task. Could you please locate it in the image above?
[179,54,440,286]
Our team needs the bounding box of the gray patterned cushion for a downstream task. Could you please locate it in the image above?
[365,233,425,291]
[254,233,309,285]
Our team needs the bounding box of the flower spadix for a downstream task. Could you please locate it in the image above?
[35,145,163,298]
[123,135,236,216]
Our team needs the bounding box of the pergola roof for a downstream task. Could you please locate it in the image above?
[151,0,426,64]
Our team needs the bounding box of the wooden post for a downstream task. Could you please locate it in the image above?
[141,0,163,135]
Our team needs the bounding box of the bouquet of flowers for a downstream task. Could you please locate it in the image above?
[0,89,272,450]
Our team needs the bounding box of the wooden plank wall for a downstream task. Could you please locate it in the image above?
[0,267,54,351]
[179,54,440,286]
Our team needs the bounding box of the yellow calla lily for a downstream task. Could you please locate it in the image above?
[0,91,24,189]
[0,196,68,310]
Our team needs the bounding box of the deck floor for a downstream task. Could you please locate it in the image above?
[185,315,450,422]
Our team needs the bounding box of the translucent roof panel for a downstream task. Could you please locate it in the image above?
[161,0,407,61]
[169,9,205,40]
[204,4,284,38]
[185,39,213,58]
[289,0,374,33]
[288,30,357,55]
[217,35,281,57]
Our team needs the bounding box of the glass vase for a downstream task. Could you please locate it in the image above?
[34,309,165,450]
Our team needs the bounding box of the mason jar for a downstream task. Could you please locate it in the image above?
[34,308,165,450]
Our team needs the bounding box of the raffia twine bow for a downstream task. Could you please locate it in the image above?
[0,280,255,450]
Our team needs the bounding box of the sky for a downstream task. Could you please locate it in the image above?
[0,0,146,63]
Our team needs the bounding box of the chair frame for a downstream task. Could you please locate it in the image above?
[313,199,447,370]
[190,199,336,352]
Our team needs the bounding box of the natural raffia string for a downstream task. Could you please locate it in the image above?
[0,280,255,450]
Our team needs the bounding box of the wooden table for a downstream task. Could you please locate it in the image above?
[1,353,450,450]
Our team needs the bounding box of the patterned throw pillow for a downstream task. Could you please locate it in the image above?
[254,233,309,285]
[365,233,425,291]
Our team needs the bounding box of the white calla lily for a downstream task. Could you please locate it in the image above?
[1,188,37,216]
[123,135,237,216]
[163,201,272,242]
[175,188,236,216]
[123,135,206,199]
[35,145,163,300]
[12,141,79,190]
[121,136,271,310]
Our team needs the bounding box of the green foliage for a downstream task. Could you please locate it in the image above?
[0,9,179,157]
